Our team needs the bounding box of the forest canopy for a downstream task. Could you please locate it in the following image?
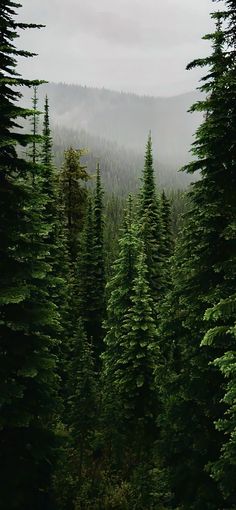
[0,1,235,509]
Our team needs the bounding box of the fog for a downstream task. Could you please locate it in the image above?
[17,0,224,96]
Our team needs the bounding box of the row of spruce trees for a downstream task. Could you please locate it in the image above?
[0,0,236,509]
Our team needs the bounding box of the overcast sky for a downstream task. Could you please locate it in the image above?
[17,0,224,97]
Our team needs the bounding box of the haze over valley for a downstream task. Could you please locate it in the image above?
[23,82,202,191]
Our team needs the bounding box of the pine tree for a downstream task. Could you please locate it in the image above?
[0,2,59,508]
[40,96,70,415]
[159,8,236,510]
[139,133,163,302]
[77,164,105,362]
[116,248,159,442]
[160,191,173,260]
[93,163,105,353]
[201,3,236,499]
[160,191,173,290]
[68,321,97,487]
[102,197,158,439]
[29,86,41,168]
[42,95,53,168]
[41,94,68,297]
[102,211,162,507]
[102,197,139,445]
[202,295,236,501]
[76,199,97,343]
[60,146,90,262]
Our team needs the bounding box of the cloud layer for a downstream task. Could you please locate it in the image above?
[17,0,224,96]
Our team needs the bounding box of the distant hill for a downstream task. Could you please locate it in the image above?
[22,83,202,192]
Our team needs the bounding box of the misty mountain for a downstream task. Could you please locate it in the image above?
[22,82,202,191]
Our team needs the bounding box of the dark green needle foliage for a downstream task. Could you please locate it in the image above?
[28,85,41,167]
[202,295,236,502]
[0,2,59,508]
[40,95,70,412]
[158,7,236,510]
[66,321,98,507]
[76,200,97,343]
[68,321,97,453]
[102,196,139,448]
[77,164,105,362]
[93,163,105,352]
[42,95,53,167]
[40,95,69,308]
[160,191,173,290]
[139,133,164,302]
[160,191,173,260]
[1,1,235,509]
[115,247,159,439]
[102,205,164,507]
[60,146,90,262]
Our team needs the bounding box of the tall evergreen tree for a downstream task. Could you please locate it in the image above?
[160,191,173,290]
[116,248,159,441]
[160,191,173,260]
[201,3,236,499]
[40,96,70,413]
[29,86,40,167]
[159,8,236,510]
[102,197,139,443]
[77,164,105,362]
[93,163,105,350]
[139,133,163,302]
[60,146,90,262]
[67,321,97,499]
[42,95,53,168]
[202,295,236,502]
[102,209,162,507]
[0,3,59,508]
[76,199,97,342]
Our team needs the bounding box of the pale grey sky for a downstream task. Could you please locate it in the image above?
[17,0,224,97]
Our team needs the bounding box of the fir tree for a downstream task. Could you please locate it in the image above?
[159,9,236,510]
[102,197,139,448]
[139,133,163,302]
[76,199,97,342]
[102,213,161,507]
[160,191,173,290]
[202,5,236,499]
[116,248,159,441]
[77,164,105,359]
[93,163,105,351]
[60,146,90,262]
[160,191,173,260]
[202,295,236,501]
[0,2,59,508]
[29,86,40,168]
[40,96,70,413]
[68,321,97,489]
[42,95,53,167]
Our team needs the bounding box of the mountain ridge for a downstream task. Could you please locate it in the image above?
[22,82,202,191]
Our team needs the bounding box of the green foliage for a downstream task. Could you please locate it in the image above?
[77,164,105,362]
[160,191,173,290]
[101,197,165,507]
[158,6,236,510]
[139,133,164,302]
[1,2,235,510]
[202,295,236,500]
[0,2,59,507]
[60,146,90,261]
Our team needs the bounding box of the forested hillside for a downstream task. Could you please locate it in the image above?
[22,82,201,165]
[21,83,201,192]
[0,1,235,510]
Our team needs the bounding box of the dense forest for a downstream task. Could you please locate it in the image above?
[0,1,235,510]
[21,82,202,191]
